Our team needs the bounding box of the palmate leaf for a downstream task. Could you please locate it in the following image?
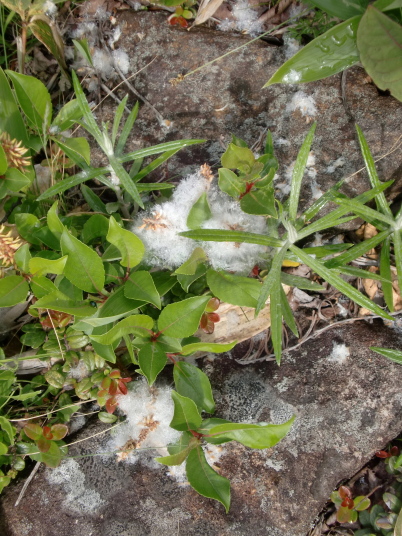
[186,446,231,512]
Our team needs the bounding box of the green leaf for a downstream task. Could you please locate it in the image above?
[256,243,289,315]
[206,416,295,449]
[106,216,145,269]
[53,137,90,167]
[47,201,65,237]
[218,168,245,198]
[357,7,402,102]
[31,291,96,317]
[124,271,161,308]
[4,167,32,192]
[370,346,402,363]
[264,17,361,87]
[240,187,277,216]
[155,445,193,466]
[98,412,118,424]
[187,193,212,230]
[290,245,393,319]
[174,248,207,276]
[6,70,52,130]
[24,423,43,441]
[115,101,139,156]
[288,123,317,221]
[138,342,167,385]
[89,314,153,345]
[158,296,210,338]
[0,275,29,307]
[393,228,402,293]
[221,143,255,173]
[51,98,82,132]
[80,185,107,214]
[30,440,63,468]
[173,361,215,413]
[60,229,105,293]
[29,255,67,276]
[269,277,283,364]
[14,213,41,245]
[207,268,261,308]
[170,391,202,431]
[0,145,7,175]
[112,94,128,147]
[280,272,325,291]
[374,0,402,9]
[280,285,298,337]
[307,0,369,19]
[30,276,58,298]
[0,416,15,445]
[333,197,394,227]
[181,228,283,247]
[177,263,207,292]
[186,447,231,512]
[81,214,109,243]
[156,432,198,465]
[0,67,28,145]
[14,243,31,273]
[324,229,391,268]
[72,38,93,67]
[180,341,236,356]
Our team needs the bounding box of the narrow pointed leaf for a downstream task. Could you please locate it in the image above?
[324,229,391,268]
[289,123,316,221]
[393,229,402,293]
[124,271,161,308]
[180,341,236,356]
[370,346,402,363]
[138,342,167,385]
[307,0,369,18]
[173,361,216,413]
[107,216,145,269]
[186,447,231,512]
[281,286,298,337]
[158,296,210,338]
[115,101,139,156]
[89,314,153,345]
[270,277,283,364]
[53,137,90,167]
[256,243,289,315]
[180,229,283,247]
[187,192,212,230]
[170,391,202,431]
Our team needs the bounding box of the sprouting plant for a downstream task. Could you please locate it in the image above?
[331,485,371,524]
[286,5,338,43]
[265,1,402,103]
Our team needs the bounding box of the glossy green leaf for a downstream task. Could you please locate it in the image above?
[180,341,236,356]
[52,98,82,132]
[14,243,31,273]
[0,67,28,145]
[371,346,402,363]
[290,245,393,319]
[46,201,65,237]
[177,263,207,292]
[138,342,167,385]
[90,314,153,345]
[207,268,261,308]
[221,143,255,173]
[80,185,108,214]
[53,137,90,167]
[107,216,145,269]
[98,286,143,318]
[240,187,276,216]
[0,416,15,445]
[30,440,63,468]
[158,296,210,338]
[29,255,68,276]
[308,0,369,19]
[186,447,231,512]
[81,215,109,243]
[265,17,361,87]
[187,192,212,230]
[181,228,283,247]
[206,416,295,449]
[0,275,29,307]
[60,230,105,293]
[173,361,215,413]
[155,444,194,466]
[218,168,245,198]
[170,391,202,431]
[30,276,58,298]
[4,167,32,192]
[24,423,43,441]
[357,7,402,102]
[156,432,198,465]
[6,70,52,130]
[31,291,96,317]
[14,213,42,245]
[124,271,161,308]
[174,248,207,276]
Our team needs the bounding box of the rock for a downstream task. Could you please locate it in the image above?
[84,12,402,220]
[2,319,402,535]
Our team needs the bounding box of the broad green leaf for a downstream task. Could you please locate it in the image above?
[207,268,261,308]
[181,228,282,247]
[14,213,42,245]
[98,286,143,318]
[29,255,67,276]
[80,185,107,214]
[206,416,295,449]
[124,271,161,308]
[30,276,58,298]
[4,167,32,192]
[0,275,29,307]
[173,361,215,413]
[81,214,109,243]
[289,123,317,221]
[90,314,153,345]
[24,423,43,441]
[240,187,276,216]
[170,391,202,431]
[98,412,118,424]
[14,243,31,273]
[256,243,289,315]
[218,168,245,198]
[308,0,369,19]
[186,447,231,512]
[180,341,236,356]
[265,17,361,87]
[151,271,178,296]
[357,7,402,102]
[61,230,105,293]
[107,216,145,269]
[0,67,28,144]
[221,143,255,173]
[30,440,63,468]
[174,248,207,276]
[31,291,96,317]
[158,296,210,338]
[355,125,392,216]
[0,145,7,174]
[0,416,15,445]
[47,201,64,236]
[155,446,193,466]
[138,342,167,385]
[6,70,52,130]
[177,263,207,292]
[53,137,90,167]
[156,432,198,465]
[290,245,393,319]
[51,98,82,132]
[187,193,212,230]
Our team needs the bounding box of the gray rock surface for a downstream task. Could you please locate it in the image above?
[2,319,402,536]
[87,12,402,214]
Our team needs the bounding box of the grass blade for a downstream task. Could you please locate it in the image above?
[393,229,402,295]
[115,101,139,156]
[270,278,283,364]
[180,229,284,247]
[333,197,394,227]
[280,285,298,337]
[112,94,128,148]
[324,229,390,268]
[380,235,394,311]
[132,149,179,183]
[256,242,289,315]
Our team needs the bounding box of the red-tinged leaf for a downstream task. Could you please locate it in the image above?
[109,370,121,379]
[391,446,399,456]
[37,436,52,453]
[205,298,220,312]
[50,423,68,440]
[117,379,128,395]
[339,486,352,499]
[168,15,188,27]
[106,397,118,414]
[376,450,390,458]
[208,312,220,323]
[24,423,43,441]
[120,377,131,384]
[97,389,108,398]
[202,317,215,334]
[108,380,118,396]
[336,505,354,523]
[42,425,53,440]
[200,313,208,330]
[341,497,354,509]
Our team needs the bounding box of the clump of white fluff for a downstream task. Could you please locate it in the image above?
[218,0,262,36]
[287,91,317,118]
